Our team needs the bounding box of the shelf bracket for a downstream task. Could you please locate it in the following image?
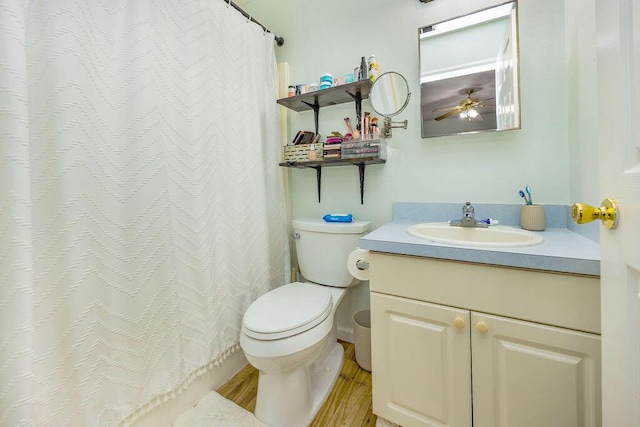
[279,158,386,205]
[346,90,363,131]
[301,101,320,135]
[310,165,322,202]
[357,163,365,204]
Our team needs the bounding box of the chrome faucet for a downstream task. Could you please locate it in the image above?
[450,202,488,228]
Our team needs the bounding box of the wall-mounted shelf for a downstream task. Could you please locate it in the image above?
[277,80,372,135]
[277,80,382,204]
[279,158,384,204]
[277,80,372,112]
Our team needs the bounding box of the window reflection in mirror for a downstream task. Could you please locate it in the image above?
[419,2,519,138]
[370,72,411,117]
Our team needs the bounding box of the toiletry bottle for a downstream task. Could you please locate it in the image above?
[368,55,378,82]
[364,112,371,138]
[360,56,367,81]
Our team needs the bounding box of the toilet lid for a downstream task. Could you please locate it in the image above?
[243,282,332,340]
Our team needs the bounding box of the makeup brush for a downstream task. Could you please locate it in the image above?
[345,117,358,139]
[344,117,353,134]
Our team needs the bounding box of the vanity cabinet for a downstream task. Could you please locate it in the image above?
[369,252,601,427]
[371,293,472,426]
[471,312,600,427]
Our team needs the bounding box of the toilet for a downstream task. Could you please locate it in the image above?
[239,218,370,427]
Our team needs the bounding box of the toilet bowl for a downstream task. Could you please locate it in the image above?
[239,218,370,427]
[240,282,346,427]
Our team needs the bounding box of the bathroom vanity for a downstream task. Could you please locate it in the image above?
[360,203,601,427]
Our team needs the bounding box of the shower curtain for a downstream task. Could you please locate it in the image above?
[0,1,289,426]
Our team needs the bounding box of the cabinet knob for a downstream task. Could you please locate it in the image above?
[476,322,489,334]
[453,317,466,329]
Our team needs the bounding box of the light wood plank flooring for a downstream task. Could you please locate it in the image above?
[217,341,377,426]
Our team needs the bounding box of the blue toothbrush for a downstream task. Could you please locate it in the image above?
[519,189,532,205]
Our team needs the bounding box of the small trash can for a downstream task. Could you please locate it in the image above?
[352,310,372,372]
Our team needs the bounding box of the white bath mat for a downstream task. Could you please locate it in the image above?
[375,416,401,427]
[172,391,266,427]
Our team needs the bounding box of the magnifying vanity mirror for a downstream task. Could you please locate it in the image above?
[370,71,411,138]
[419,2,520,138]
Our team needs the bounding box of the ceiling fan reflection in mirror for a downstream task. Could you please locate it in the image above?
[432,88,495,121]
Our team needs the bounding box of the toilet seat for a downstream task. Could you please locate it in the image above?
[243,282,332,340]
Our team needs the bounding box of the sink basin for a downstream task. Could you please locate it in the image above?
[407,222,544,248]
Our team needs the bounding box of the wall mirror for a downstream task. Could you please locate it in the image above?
[419,2,520,138]
[370,71,411,117]
[370,71,411,138]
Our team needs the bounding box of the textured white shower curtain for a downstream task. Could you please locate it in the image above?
[0,1,289,425]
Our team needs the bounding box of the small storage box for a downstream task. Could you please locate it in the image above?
[283,143,324,162]
[341,139,379,150]
[341,139,386,160]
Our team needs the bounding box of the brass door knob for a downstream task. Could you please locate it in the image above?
[571,198,619,230]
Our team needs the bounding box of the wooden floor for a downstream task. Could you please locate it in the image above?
[217,340,377,426]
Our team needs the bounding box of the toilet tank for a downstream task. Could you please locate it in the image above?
[292,218,371,288]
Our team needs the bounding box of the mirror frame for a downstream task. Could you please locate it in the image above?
[418,1,520,138]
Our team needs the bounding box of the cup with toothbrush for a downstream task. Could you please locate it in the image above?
[519,186,545,231]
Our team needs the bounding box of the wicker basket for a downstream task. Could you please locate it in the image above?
[283,143,324,162]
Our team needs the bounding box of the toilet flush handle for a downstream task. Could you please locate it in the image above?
[292,232,300,240]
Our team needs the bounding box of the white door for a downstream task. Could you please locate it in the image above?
[595,1,640,426]
[470,312,601,427]
[495,4,519,130]
[370,293,472,427]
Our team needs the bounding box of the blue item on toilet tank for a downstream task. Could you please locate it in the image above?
[322,213,354,223]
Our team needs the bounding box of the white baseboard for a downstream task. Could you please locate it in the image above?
[337,325,354,344]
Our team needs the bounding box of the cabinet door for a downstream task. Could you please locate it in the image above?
[471,312,601,427]
[370,293,471,427]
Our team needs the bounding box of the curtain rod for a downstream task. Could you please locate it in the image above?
[225,0,285,46]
